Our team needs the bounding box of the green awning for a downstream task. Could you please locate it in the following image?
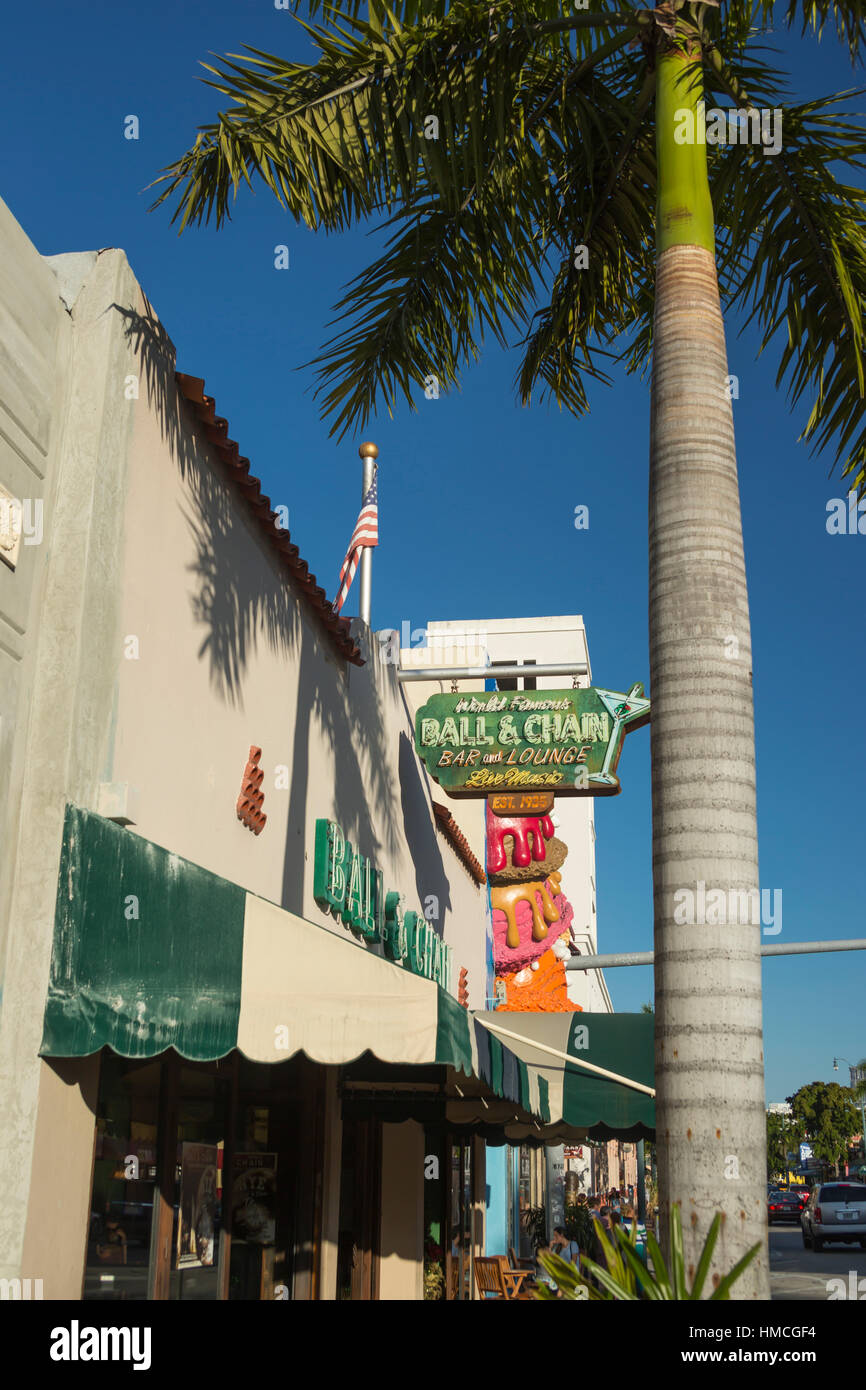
[40,805,550,1124]
[473,1010,655,1141]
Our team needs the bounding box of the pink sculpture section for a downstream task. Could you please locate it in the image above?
[491,877,573,972]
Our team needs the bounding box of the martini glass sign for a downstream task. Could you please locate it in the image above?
[414,683,650,798]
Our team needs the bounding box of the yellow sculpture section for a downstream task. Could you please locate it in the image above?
[490,871,562,949]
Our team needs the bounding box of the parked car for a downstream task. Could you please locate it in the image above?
[801,1182,866,1251]
[768,1190,803,1224]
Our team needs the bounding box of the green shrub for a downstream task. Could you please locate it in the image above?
[535,1204,760,1301]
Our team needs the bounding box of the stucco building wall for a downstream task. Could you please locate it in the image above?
[0,202,142,1290]
[0,198,487,1296]
[109,303,486,995]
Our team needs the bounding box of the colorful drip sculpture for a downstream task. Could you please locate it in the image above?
[486,803,554,875]
[487,800,580,1010]
[491,871,562,950]
[491,878,574,973]
[497,943,583,1013]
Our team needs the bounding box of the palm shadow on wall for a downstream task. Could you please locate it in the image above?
[398,731,451,934]
[114,297,401,910]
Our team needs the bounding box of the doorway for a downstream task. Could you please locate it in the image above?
[446,1139,474,1300]
[336,1116,381,1300]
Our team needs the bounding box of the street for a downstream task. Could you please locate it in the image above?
[770,1225,866,1301]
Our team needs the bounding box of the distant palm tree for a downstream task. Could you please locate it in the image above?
[852,1059,866,1164]
[153,1,866,1298]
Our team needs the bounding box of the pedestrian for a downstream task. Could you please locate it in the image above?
[621,1201,647,1261]
[549,1226,581,1267]
[582,1199,607,1290]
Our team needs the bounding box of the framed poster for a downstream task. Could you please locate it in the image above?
[176,1143,219,1269]
[231,1153,278,1245]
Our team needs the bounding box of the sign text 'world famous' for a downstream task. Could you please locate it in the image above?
[414,685,649,797]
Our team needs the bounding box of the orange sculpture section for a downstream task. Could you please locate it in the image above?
[498,951,583,1013]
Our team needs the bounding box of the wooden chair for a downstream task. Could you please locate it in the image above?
[474,1256,534,1300]
[508,1245,536,1272]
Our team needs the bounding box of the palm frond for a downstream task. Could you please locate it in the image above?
[306,191,544,437]
[722,0,866,62]
[151,0,641,232]
[710,79,866,494]
[292,0,642,31]
[153,0,866,493]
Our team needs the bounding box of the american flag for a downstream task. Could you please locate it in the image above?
[333,468,378,614]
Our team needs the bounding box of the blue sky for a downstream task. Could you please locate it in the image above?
[2,1,863,1104]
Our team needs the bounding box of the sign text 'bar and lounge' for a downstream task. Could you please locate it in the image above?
[414,685,649,798]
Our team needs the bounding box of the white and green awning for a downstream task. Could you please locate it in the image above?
[40,806,550,1122]
[473,1011,655,1141]
[41,806,653,1139]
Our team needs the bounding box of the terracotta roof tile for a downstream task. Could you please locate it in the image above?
[432,801,486,886]
[176,372,363,666]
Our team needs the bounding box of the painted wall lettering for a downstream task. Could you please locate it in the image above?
[313,819,451,989]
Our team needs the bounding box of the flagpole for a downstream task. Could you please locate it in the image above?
[358,441,378,626]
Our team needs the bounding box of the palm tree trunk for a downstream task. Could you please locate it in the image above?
[650,42,770,1299]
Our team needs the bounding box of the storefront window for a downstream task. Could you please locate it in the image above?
[84,1054,160,1301]
[167,1065,230,1301]
[84,1053,323,1300]
[228,1058,301,1301]
[517,1144,532,1259]
[517,1144,547,1259]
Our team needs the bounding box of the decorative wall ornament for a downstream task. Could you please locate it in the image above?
[237,746,267,835]
[432,801,486,884]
